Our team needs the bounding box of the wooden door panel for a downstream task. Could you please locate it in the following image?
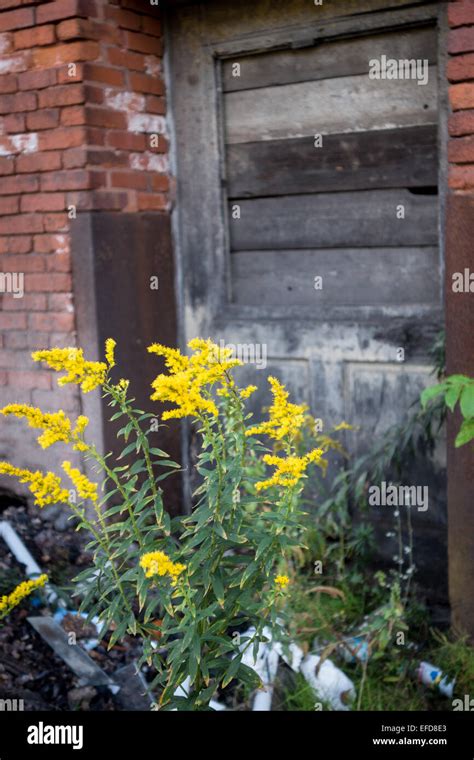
[166,0,444,509]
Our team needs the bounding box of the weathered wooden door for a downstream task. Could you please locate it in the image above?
[166,0,446,589]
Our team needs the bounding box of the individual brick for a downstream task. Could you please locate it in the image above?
[32,41,100,68]
[26,108,60,130]
[0,7,34,32]
[14,25,55,50]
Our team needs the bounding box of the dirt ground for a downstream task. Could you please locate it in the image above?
[0,498,144,711]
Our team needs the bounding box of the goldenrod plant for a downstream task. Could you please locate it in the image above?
[0,338,326,710]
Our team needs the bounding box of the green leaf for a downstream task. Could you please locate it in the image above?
[445,384,462,412]
[191,634,201,664]
[221,655,241,689]
[149,448,169,457]
[446,374,471,385]
[237,662,263,690]
[118,441,139,459]
[420,383,446,408]
[460,384,474,419]
[240,561,258,588]
[107,619,128,649]
[455,419,474,447]
[255,536,272,562]
[211,573,225,606]
[128,459,146,477]
[188,652,199,684]
[213,522,228,540]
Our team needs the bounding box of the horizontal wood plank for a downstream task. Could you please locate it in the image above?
[222,26,437,92]
[224,70,437,143]
[226,125,438,198]
[205,0,439,50]
[228,190,438,249]
[231,247,440,306]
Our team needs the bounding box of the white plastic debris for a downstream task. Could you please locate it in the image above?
[274,638,305,672]
[239,626,280,711]
[300,653,356,711]
[417,661,455,698]
[237,626,356,711]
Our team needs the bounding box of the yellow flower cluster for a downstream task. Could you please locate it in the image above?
[148,338,241,420]
[275,575,289,589]
[1,404,90,451]
[0,463,68,508]
[255,448,324,491]
[140,551,186,586]
[105,338,116,368]
[246,377,306,441]
[240,385,257,399]
[0,574,48,619]
[62,461,98,502]
[32,345,109,393]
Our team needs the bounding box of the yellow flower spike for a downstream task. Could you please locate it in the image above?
[62,461,98,502]
[254,448,324,492]
[148,338,241,420]
[1,404,91,453]
[1,404,72,449]
[0,574,48,619]
[139,551,186,585]
[240,385,257,399]
[275,575,289,589]
[32,347,107,393]
[148,343,189,373]
[246,376,307,442]
[105,338,116,368]
[0,462,69,508]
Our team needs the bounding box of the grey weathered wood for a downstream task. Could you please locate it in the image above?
[230,247,439,306]
[203,0,438,51]
[212,4,440,58]
[226,125,437,198]
[222,26,437,92]
[224,70,437,143]
[166,0,444,571]
[229,190,438,249]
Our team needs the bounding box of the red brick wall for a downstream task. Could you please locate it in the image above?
[448,0,474,188]
[0,0,169,485]
[446,0,474,637]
